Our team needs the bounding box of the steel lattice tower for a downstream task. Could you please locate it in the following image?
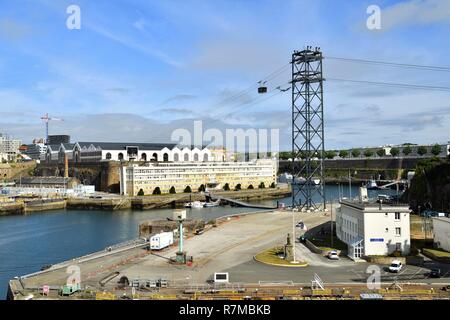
[291,47,325,211]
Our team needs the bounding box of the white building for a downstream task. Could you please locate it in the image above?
[432,217,450,252]
[120,159,277,196]
[0,133,21,162]
[336,194,411,260]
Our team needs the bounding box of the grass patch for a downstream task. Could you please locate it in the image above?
[254,246,307,267]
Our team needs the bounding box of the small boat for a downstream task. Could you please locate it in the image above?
[184,201,204,209]
[366,179,378,190]
[203,200,220,208]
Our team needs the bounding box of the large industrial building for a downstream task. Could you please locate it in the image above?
[120,159,277,196]
[336,194,411,260]
[44,142,224,164]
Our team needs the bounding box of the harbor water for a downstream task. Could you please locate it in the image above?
[0,184,399,299]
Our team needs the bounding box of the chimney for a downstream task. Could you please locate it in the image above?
[64,154,69,179]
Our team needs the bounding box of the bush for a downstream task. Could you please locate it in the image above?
[376,149,386,157]
[198,184,205,192]
[247,184,254,189]
[184,186,192,193]
[234,183,241,191]
[258,182,265,189]
[389,250,403,257]
[270,182,276,188]
[137,189,145,196]
[169,186,176,194]
[223,183,230,191]
[152,187,161,195]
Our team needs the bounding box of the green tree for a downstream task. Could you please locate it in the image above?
[247,184,254,189]
[198,184,206,192]
[270,182,276,188]
[390,147,399,157]
[403,146,412,156]
[431,144,442,156]
[137,188,144,196]
[351,149,361,158]
[183,186,192,193]
[258,182,265,189]
[223,183,230,191]
[417,146,427,156]
[235,183,241,191]
[169,186,176,194]
[339,150,349,158]
[325,150,337,159]
[279,151,292,160]
[376,149,386,157]
[364,150,374,158]
[152,187,161,195]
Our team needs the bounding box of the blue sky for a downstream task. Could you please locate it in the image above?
[0,0,450,150]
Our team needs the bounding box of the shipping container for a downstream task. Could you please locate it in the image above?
[150,232,174,250]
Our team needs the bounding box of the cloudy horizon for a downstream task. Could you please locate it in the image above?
[1,0,450,151]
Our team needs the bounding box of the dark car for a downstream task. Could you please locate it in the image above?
[429,269,441,278]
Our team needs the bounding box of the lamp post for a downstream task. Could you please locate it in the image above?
[292,207,297,263]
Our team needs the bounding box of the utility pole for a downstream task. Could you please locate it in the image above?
[349,170,352,199]
[330,201,334,249]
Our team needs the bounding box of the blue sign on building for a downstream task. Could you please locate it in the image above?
[370,238,384,242]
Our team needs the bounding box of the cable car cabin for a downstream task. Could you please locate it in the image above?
[258,86,267,93]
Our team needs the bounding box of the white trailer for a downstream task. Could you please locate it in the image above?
[150,232,174,250]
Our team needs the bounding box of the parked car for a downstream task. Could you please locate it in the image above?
[429,268,441,278]
[388,260,403,273]
[327,250,339,260]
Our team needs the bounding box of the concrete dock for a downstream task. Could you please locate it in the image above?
[8,209,450,300]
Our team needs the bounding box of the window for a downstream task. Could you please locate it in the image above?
[118,153,124,160]
[193,153,199,161]
[174,153,179,161]
[106,152,112,160]
[395,212,400,221]
[184,153,189,161]
[395,227,401,236]
[163,153,169,162]
[203,153,209,162]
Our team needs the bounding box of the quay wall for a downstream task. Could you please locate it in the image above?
[0,187,291,215]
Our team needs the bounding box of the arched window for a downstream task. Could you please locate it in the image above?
[174,153,179,162]
[141,153,147,161]
[163,153,169,162]
[184,153,189,161]
[193,153,199,161]
[152,153,158,161]
[106,152,112,160]
[203,154,209,162]
[118,153,124,160]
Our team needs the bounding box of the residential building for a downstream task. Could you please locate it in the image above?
[0,133,21,162]
[432,217,450,252]
[336,190,411,260]
[120,159,277,196]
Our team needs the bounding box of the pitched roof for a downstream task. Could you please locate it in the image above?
[75,142,205,150]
